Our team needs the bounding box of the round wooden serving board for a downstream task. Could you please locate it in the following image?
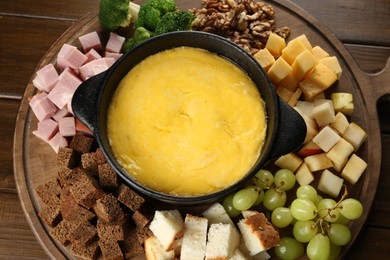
[13,0,390,259]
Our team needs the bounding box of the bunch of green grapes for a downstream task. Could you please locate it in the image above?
[222,168,364,260]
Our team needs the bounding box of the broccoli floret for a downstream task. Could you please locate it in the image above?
[135,3,162,31]
[123,27,153,52]
[99,0,140,31]
[154,10,195,35]
[149,0,177,15]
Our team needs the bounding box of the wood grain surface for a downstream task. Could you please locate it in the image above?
[1,0,389,259]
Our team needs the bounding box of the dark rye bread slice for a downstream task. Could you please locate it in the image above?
[117,183,145,212]
[57,147,80,169]
[99,239,124,260]
[81,152,99,176]
[70,173,105,209]
[60,186,95,222]
[49,219,79,245]
[67,219,97,246]
[132,208,154,228]
[96,218,126,241]
[98,163,119,190]
[38,196,62,227]
[70,239,100,260]
[35,177,61,204]
[94,193,124,223]
[120,225,147,259]
[69,134,94,154]
[94,148,107,165]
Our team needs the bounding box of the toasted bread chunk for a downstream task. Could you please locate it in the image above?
[202,203,234,225]
[180,214,208,260]
[205,223,240,260]
[144,235,175,260]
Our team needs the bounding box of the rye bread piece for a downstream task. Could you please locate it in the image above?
[67,219,98,246]
[35,178,61,204]
[97,218,126,241]
[57,147,80,169]
[94,193,124,223]
[132,208,154,228]
[136,224,154,246]
[60,187,96,221]
[70,239,100,260]
[117,184,145,212]
[57,166,73,187]
[94,148,107,165]
[62,167,92,187]
[99,238,124,260]
[70,175,105,209]
[69,134,94,154]
[38,196,62,227]
[120,226,146,258]
[50,220,79,245]
[98,163,118,189]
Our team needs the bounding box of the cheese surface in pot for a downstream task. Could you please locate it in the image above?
[107,47,267,196]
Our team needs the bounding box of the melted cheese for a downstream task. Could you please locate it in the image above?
[107,47,267,196]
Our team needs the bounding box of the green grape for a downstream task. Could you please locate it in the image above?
[327,223,351,246]
[334,212,352,226]
[254,169,274,189]
[293,220,318,243]
[296,185,318,203]
[328,242,341,260]
[271,207,293,228]
[307,233,330,260]
[274,237,305,260]
[290,198,317,221]
[263,189,287,211]
[315,194,323,206]
[232,187,259,211]
[253,189,265,206]
[274,168,296,191]
[317,198,340,223]
[222,193,241,218]
[340,198,363,220]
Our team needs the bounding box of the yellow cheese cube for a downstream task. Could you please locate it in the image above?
[265,33,286,58]
[299,63,337,99]
[279,70,299,91]
[276,86,294,103]
[282,38,308,65]
[267,57,293,84]
[293,34,313,50]
[292,49,318,80]
[319,56,343,79]
[254,48,275,72]
[311,46,330,60]
[288,88,302,107]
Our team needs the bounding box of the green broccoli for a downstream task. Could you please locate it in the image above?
[99,0,140,31]
[154,10,195,35]
[123,27,153,52]
[135,0,177,31]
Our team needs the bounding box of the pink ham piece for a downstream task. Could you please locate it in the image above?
[32,63,59,92]
[49,132,68,153]
[52,108,70,121]
[29,92,58,121]
[105,51,123,61]
[78,57,115,81]
[85,48,102,63]
[32,119,59,142]
[105,32,125,53]
[56,43,88,71]
[75,119,93,136]
[58,117,76,137]
[78,31,102,52]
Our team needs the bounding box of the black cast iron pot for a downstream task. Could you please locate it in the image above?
[72,31,306,206]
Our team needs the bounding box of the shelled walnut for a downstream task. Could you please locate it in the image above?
[190,0,290,54]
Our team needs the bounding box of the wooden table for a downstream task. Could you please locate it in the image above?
[1,0,389,259]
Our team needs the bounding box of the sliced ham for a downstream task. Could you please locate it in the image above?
[85,48,102,63]
[78,31,102,52]
[58,67,83,90]
[58,117,76,137]
[32,63,59,92]
[105,32,125,53]
[78,57,115,81]
[105,51,123,61]
[52,107,70,121]
[32,118,59,142]
[29,92,58,121]
[75,119,93,136]
[49,132,68,153]
[56,43,88,70]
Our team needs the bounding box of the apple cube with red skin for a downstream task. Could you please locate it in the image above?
[295,163,314,186]
[318,169,344,198]
[341,154,367,184]
[304,153,333,172]
[297,141,322,157]
[274,153,303,172]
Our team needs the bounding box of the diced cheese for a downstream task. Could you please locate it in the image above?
[267,57,293,84]
[279,70,299,91]
[282,38,308,65]
[254,48,275,71]
[265,33,286,58]
[319,56,342,79]
[292,49,318,81]
[311,46,330,60]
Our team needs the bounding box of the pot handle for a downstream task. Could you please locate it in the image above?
[72,72,106,133]
[270,98,307,159]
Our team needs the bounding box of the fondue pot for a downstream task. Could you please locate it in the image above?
[72,31,306,205]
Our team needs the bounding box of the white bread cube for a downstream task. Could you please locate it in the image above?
[341,154,367,184]
[230,248,249,260]
[267,57,293,84]
[180,214,208,260]
[274,152,303,172]
[202,203,234,225]
[144,236,175,260]
[330,112,350,135]
[254,48,275,71]
[304,153,333,172]
[342,122,368,152]
[326,138,354,172]
[205,223,240,260]
[312,126,341,152]
[149,210,184,251]
[238,211,280,256]
[317,169,344,198]
[265,33,286,58]
[312,101,336,127]
[319,56,342,79]
[311,45,330,60]
[295,162,315,186]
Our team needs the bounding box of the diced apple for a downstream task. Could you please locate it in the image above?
[331,92,354,116]
[288,88,302,107]
[295,163,314,186]
[342,122,368,152]
[312,101,336,127]
[267,57,293,84]
[317,169,344,198]
[326,138,354,172]
[340,154,367,185]
[312,126,341,152]
[311,46,330,60]
[292,49,318,81]
[274,153,303,172]
[265,33,286,58]
[304,153,333,172]
[299,63,338,99]
[295,101,314,118]
[279,70,299,92]
[294,107,319,143]
[276,86,294,103]
[297,140,322,157]
[254,48,275,72]
[303,91,325,101]
[319,56,343,79]
[330,112,350,135]
[282,38,308,65]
